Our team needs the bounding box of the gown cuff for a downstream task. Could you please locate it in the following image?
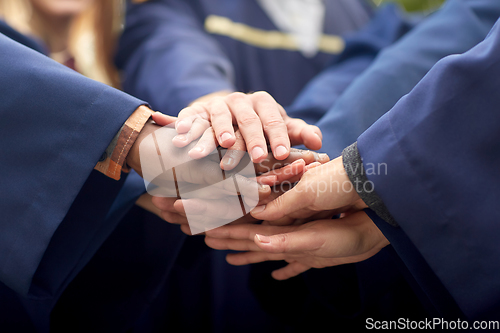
[342,142,399,226]
[94,105,154,180]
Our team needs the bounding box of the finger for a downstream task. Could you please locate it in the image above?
[172,181,269,219]
[180,223,193,235]
[271,262,311,280]
[152,112,177,127]
[205,237,261,252]
[304,162,321,172]
[206,97,236,148]
[160,210,189,225]
[254,149,327,174]
[225,251,287,266]
[262,216,297,226]
[151,196,183,213]
[256,159,305,185]
[176,198,250,220]
[285,116,322,150]
[300,125,323,151]
[250,184,311,221]
[220,130,247,170]
[205,223,296,240]
[188,127,218,159]
[253,227,321,254]
[172,117,210,148]
[251,91,290,160]
[255,175,278,186]
[176,104,209,133]
[226,93,268,163]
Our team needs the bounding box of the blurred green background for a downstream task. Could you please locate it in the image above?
[376,0,445,12]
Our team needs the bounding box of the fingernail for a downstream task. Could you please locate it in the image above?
[251,205,266,214]
[255,234,271,244]
[258,184,270,191]
[318,153,329,162]
[222,156,234,168]
[275,145,288,157]
[220,132,233,143]
[291,159,304,166]
[176,120,188,132]
[189,146,204,154]
[175,135,187,141]
[251,147,265,161]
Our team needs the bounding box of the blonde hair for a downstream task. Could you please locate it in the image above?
[0,0,123,88]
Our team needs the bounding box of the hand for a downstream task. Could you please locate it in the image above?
[135,193,163,218]
[162,91,323,163]
[126,113,177,177]
[127,114,272,235]
[151,149,330,231]
[205,211,390,280]
[250,156,368,222]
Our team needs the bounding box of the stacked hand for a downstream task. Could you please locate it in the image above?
[151,149,329,235]
[143,91,389,279]
[205,211,389,280]
[158,91,323,166]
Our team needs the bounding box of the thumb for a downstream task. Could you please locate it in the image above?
[249,185,310,221]
[300,125,322,151]
[152,112,177,126]
[254,228,316,254]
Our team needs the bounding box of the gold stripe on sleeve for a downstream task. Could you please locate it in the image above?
[205,15,345,55]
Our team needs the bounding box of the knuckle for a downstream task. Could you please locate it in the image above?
[210,106,229,117]
[237,113,261,127]
[207,97,226,111]
[251,91,272,100]
[263,117,286,131]
[274,233,289,252]
[226,92,248,103]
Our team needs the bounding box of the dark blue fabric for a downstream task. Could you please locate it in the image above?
[0,20,46,53]
[50,205,186,333]
[287,4,417,125]
[366,209,464,319]
[0,31,143,297]
[303,0,500,158]
[116,0,373,115]
[0,23,177,332]
[358,18,500,320]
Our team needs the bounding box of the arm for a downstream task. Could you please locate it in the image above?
[351,18,500,320]
[0,32,151,297]
[315,0,500,157]
[286,4,416,125]
[116,0,236,115]
[243,19,500,314]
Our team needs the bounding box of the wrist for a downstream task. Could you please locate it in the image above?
[342,142,398,227]
[126,119,157,176]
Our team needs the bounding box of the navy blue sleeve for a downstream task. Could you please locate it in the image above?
[315,0,500,157]
[116,0,235,116]
[358,18,500,320]
[0,33,145,296]
[286,5,416,125]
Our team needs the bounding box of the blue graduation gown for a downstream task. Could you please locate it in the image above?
[358,17,500,320]
[0,23,143,297]
[286,0,500,323]
[0,21,188,333]
[116,0,374,115]
[289,0,500,157]
[287,4,418,126]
